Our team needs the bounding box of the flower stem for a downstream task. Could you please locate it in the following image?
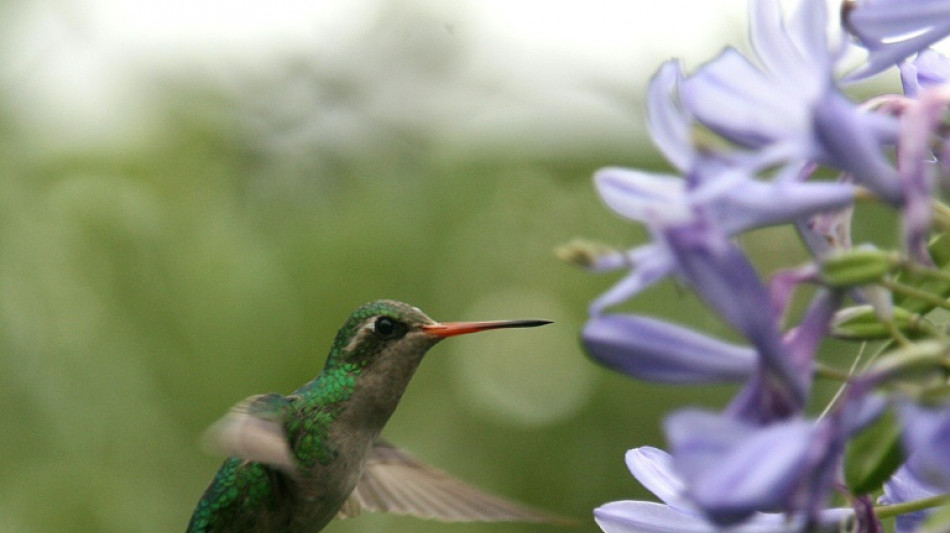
[814,362,853,382]
[876,492,950,520]
[880,278,950,313]
[932,200,950,232]
[898,257,950,284]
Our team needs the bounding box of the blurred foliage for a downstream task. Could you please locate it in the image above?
[0,7,809,532]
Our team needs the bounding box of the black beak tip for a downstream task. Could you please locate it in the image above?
[513,319,553,328]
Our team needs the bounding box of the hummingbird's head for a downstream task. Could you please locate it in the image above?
[319,299,550,432]
[325,300,439,371]
[324,299,551,373]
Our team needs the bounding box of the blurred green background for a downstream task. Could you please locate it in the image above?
[0,1,822,532]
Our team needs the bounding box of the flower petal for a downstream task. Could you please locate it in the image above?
[666,410,820,525]
[625,447,695,514]
[583,314,756,383]
[647,60,694,172]
[845,0,950,80]
[589,244,674,314]
[898,401,950,489]
[594,167,689,224]
[751,0,828,91]
[812,93,903,204]
[595,500,850,533]
[882,463,944,533]
[716,179,856,235]
[594,501,716,533]
[664,222,804,401]
[901,49,950,97]
[681,49,800,148]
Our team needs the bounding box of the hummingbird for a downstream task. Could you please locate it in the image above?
[187,299,558,532]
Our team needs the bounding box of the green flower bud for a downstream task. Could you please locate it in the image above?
[866,340,947,381]
[555,239,624,271]
[820,247,893,288]
[831,305,932,340]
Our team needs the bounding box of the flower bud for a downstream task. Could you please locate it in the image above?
[555,239,626,272]
[820,247,893,287]
[831,305,931,340]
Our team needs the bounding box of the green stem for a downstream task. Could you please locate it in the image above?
[880,279,950,313]
[876,492,950,520]
[884,316,913,347]
[816,348,864,422]
[814,363,853,383]
[932,199,950,232]
[899,259,950,284]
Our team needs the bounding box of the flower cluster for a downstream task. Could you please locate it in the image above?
[568,0,950,531]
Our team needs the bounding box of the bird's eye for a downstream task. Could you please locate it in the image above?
[374,316,406,340]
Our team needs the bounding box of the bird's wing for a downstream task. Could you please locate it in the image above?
[201,393,297,474]
[337,441,568,524]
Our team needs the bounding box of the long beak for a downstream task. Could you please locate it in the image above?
[422,319,552,338]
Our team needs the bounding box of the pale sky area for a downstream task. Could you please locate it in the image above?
[0,0,758,155]
[7,0,936,158]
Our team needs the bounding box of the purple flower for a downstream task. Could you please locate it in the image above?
[878,402,950,533]
[845,0,950,81]
[881,463,944,533]
[781,289,842,374]
[595,164,855,235]
[663,410,835,525]
[680,0,902,202]
[811,93,903,203]
[664,391,886,527]
[795,182,854,260]
[588,163,854,312]
[575,1,950,532]
[897,402,950,490]
[588,242,674,313]
[594,446,853,533]
[664,220,808,418]
[767,264,821,319]
[901,49,950,97]
[587,47,857,312]
[589,163,855,312]
[896,84,950,263]
[679,0,833,153]
[596,167,857,239]
[604,54,860,233]
[646,60,693,172]
[582,314,756,384]
[663,221,777,343]
[586,215,843,419]
[584,276,841,425]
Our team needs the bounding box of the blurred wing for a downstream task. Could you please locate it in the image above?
[201,392,297,474]
[337,441,568,524]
